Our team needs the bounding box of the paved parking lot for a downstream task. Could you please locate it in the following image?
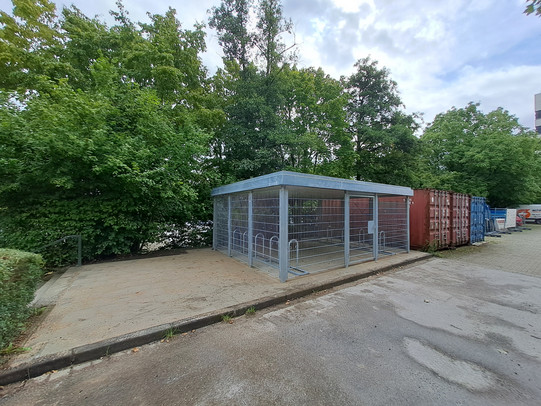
[441,224,541,278]
[1,226,540,405]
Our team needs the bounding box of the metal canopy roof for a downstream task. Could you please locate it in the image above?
[211,171,413,197]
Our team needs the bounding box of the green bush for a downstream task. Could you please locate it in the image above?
[0,248,44,351]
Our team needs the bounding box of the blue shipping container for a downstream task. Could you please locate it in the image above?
[470,197,486,243]
[489,208,507,219]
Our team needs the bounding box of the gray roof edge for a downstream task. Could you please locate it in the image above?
[210,172,285,196]
[211,171,413,197]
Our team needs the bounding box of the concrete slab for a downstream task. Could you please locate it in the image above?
[2,254,540,405]
[3,248,428,376]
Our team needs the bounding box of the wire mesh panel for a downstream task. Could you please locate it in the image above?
[214,196,229,252]
[252,189,280,275]
[288,191,345,274]
[213,183,410,281]
[230,193,249,263]
[349,197,374,264]
[378,196,408,254]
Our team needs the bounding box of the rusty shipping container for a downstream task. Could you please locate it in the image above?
[450,192,471,247]
[409,189,451,250]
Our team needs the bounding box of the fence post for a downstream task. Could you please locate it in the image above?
[406,197,410,253]
[344,193,350,268]
[248,192,253,267]
[279,186,289,282]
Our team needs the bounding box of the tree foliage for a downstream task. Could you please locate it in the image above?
[209,1,417,183]
[0,0,62,92]
[0,248,44,350]
[344,57,421,186]
[0,1,219,263]
[280,66,353,176]
[420,103,541,206]
[524,0,541,17]
[209,0,297,179]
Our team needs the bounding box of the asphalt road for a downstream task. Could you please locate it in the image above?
[1,254,540,406]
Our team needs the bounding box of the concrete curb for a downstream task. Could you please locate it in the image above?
[0,253,431,386]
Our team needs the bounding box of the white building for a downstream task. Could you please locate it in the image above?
[535,93,541,134]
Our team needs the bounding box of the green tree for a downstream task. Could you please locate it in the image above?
[0,1,217,263]
[209,0,252,73]
[279,66,354,176]
[0,0,63,92]
[253,0,295,76]
[0,80,206,260]
[209,0,296,180]
[421,103,541,206]
[344,57,420,186]
[525,0,541,17]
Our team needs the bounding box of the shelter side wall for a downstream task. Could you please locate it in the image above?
[229,193,250,264]
[288,191,346,274]
[378,196,409,253]
[214,183,411,281]
[252,190,280,275]
[214,196,229,252]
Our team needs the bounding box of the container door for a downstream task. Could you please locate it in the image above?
[428,190,450,249]
[349,196,375,264]
[451,193,470,247]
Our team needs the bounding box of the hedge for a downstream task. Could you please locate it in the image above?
[0,248,44,351]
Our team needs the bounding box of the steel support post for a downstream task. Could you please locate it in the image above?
[373,195,379,261]
[248,192,253,267]
[212,198,217,250]
[344,193,350,267]
[406,196,410,253]
[227,195,232,257]
[279,186,289,282]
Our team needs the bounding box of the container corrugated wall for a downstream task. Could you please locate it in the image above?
[410,189,451,250]
[450,193,470,247]
[470,196,486,244]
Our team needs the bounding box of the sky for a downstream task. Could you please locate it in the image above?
[1,0,540,130]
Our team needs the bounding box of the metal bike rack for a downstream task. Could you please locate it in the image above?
[289,239,299,265]
[232,229,240,252]
[379,230,395,255]
[242,231,248,253]
[268,235,279,263]
[254,233,265,259]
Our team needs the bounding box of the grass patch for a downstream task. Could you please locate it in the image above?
[32,306,48,317]
[0,343,31,355]
[164,328,175,340]
[221,314,233,323]
[423,242,442,257]
[245,306,256,316]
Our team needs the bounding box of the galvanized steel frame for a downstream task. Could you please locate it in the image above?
[212,172,412,282]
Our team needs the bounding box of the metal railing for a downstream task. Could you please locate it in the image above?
[36,234,82,266]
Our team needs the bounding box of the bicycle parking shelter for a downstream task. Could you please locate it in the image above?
[212,171,413,282]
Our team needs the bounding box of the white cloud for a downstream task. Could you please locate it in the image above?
[405,65,541,130]
[1,0,539,130]
[330,0,373,14]
[283,0,541,129]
